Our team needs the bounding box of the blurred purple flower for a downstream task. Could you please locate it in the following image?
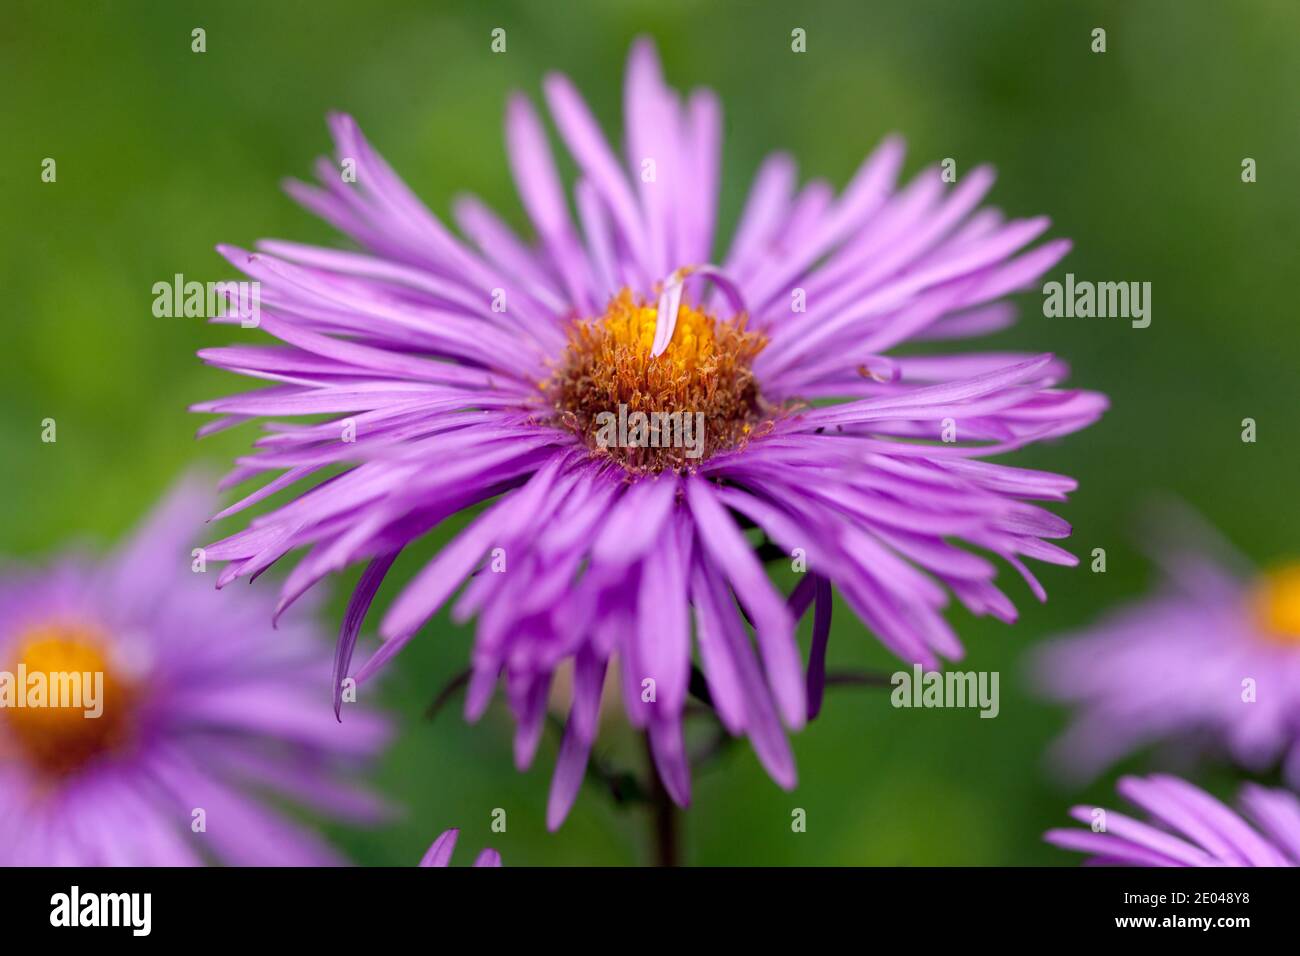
[0,477,391,866]
[1046,773,1300,866]
[1031,518,1300,787]
[195,38,1103,827]
[419,828,501,867]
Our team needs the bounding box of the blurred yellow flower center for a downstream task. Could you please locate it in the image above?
[1250,564,1300,645]
[2,625,132,776]
[548,289,770,472]
[602,289,719,374]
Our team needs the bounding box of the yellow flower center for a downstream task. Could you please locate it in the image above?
[2,624,133,776]
[1250,563,1300,646]
[548,289,771,472]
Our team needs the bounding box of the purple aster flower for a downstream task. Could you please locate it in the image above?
[195,38,1104,828]
[0,477,391,866]
[1046,773,1300,866]
[1031,514,1300,787]
[419,828,501,867]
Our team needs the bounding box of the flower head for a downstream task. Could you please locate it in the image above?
[1046,773,1300,867]
[419,828,501,867]
[0,477,391,866]
[196,39,1103,827]
[1031,515,1300,787]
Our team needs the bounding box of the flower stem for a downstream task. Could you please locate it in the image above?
[644,735,680,867]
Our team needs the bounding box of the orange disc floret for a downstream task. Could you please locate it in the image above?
[548,289,772,473]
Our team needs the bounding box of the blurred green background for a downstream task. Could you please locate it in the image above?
[3,0,1298,864]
